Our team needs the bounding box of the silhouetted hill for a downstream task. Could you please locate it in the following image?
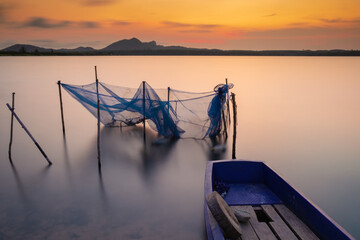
[2,44,53,53]
[101,37,190,51]
[58,46,96,52]
[102,38,160,51]
[1,38,359,56]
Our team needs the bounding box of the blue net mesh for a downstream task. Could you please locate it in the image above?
[61,81,233,139]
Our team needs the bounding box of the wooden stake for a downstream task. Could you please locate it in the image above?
[8,92,15,162]
[167,87,170,115]
[95,66,101,168]
[6,103,52,165]
[97,99,101,168]
[231,93,237,159]
[226,78,231,123]
[222,80,228,139]
[222,107,228,139]
[143,81,146,142]
[57,81,66,136]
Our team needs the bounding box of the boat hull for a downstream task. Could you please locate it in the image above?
[204,160,353,240]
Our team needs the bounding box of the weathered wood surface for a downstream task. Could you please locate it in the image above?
[226,204,319,240]
[261,205,298,240]
[274,204,320,240]
[245,205,277,240]
[231,206,259,240]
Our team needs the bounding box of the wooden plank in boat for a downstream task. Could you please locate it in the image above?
[261,205,297,240]
[246,205,277,240]
[274,204,320,240]
[230,206,259,240]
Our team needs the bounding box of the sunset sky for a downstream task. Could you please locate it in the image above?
[0,0,359,50]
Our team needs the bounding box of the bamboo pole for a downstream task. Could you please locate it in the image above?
[97,99,101,168]
[231,93,237,159]
[167,87,170,115]
[8,92,15,162]
[95,66,101,168]
[226,78,231,123]
[222,80,228,139]
[143,81,146,142]
[57,81,66,136]
[6,103,52,165]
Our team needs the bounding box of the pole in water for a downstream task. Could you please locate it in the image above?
[231,93,237,159]
[221,79,228,139]
[8,92,15,162]
[142,81,146,142]
[95,66,101,168]
[57,81,66,136]
[97,99,101,168]
[167,87,170,115]
[6,103,52,165]
[226,78,231,129]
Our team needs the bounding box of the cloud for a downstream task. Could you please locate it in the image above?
[317,18,360,24]
[79,0,117,6]
[0,3,14,23]
[179,30,212,33]
[19,17,100,28]
[0,4,5,21]
[112,20,132,26]
[22,17,71,28]
[30,39,56,44]
[162,21,221,29]
[243,26,360,40]
[264,13,277,17]
[287,22,310,27]
[78,21,99,28]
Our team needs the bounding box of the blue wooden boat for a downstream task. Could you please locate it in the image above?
[204,160,354,240]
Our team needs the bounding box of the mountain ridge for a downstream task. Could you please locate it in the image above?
[1,38,359,56]
[1,38,199,53]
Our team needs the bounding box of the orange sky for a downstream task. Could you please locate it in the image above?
[0,0,359,50]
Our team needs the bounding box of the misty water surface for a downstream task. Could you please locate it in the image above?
[0,56,359,239]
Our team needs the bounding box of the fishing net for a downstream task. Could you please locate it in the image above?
[61,81,233,139]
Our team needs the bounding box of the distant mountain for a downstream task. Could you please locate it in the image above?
[101,37,189,51]
[2,44,53,53]
[1,38,359,56]
[74,46,95,51]
[1,38,189,53]
[57,46,96,52]
[102,38,160,51]
[2,44,97,53]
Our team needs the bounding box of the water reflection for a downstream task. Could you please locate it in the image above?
[91,125,229,175]
[97,167,109,212]
[209,134,228,160]
[63,125,210,239]
[38,164,51,183]
[9,161,28,206]
[97,126,178,180]
[62,136,74,187]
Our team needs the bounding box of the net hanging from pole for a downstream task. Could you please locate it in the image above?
[61,81,233,139]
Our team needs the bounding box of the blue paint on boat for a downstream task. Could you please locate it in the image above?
[204,160,354,240]
[224,183,282,206]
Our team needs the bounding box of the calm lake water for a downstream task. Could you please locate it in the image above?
[0,56,359,239]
